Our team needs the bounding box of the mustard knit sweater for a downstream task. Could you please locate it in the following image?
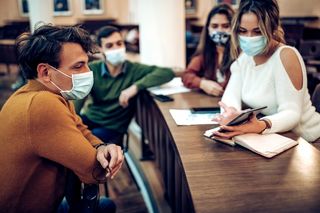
[0,80,104,212]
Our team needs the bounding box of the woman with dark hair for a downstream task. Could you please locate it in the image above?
[212,0,320,142]
[182,3,234,96]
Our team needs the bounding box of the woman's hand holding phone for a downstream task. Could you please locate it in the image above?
[212,101,241,125]
[211,102,268,138]
[212,114,267,138]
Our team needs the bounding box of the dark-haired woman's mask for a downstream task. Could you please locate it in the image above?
[210,31,230,46]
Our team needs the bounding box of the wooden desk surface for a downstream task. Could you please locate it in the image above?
[0,39,15,45]
[304,20,320,29]
[153,92,320,212]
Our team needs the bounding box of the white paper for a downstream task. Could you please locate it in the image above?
[148,77,191,95]
[170,109,218,125]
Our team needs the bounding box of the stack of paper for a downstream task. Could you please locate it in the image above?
[148,77,191,95]
[170,109,218,125]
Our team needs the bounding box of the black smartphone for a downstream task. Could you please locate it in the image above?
[191,107,220,114]
[153,94,174,102]
[218,106,267,133]
[226,106,267,126]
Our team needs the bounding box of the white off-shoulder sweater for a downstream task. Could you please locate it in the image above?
[222,45,320,142]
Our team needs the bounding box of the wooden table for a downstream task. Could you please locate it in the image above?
[304,20,320,30]
[135,91,320,213]
[0,39,15,45]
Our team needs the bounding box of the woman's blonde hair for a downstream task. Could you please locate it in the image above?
[230,0,285,59]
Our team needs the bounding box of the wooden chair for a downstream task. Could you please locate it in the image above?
[64,170,100,213]
[299,40,320,61]
[299,40,320,94]
[312,83,320,113]
[103,132,130,197]
[0,44,18,74]
[311,84,320,150]
[282,23,304,48]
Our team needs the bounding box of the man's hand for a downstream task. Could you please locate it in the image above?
[119,85,138,108]
[96,144,124,179]
[200,79,224,96]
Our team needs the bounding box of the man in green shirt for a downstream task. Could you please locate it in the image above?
[74,26,175,145]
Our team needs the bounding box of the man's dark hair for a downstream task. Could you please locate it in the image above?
[15,24,96,79]
[96,26,121,47]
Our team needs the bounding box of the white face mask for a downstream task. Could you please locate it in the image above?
[49,65,94,100]
[104,48,126,66]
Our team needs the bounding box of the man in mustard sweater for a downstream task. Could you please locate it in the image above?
[0,25,123,212]
[74,26,175,145]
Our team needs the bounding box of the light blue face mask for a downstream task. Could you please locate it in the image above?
[239,35,267,56]
[104,48,126,66]
[49,65,94,100]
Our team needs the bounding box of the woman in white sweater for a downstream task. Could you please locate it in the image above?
[212,0,320,142]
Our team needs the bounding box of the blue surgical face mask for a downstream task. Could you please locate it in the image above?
[104,48,126,66]
[239,35,267,56]
[49,65,94,100]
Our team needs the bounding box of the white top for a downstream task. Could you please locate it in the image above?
[222,45,320,142]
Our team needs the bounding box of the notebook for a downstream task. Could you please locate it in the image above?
[204,127,299,158]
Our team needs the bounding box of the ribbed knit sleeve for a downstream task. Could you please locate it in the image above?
[221,56,243,111]
[28,92,104,184]
[181,55,203,89]
[130,62,175,90]
[69,101,103,146]
[262,47,304,134]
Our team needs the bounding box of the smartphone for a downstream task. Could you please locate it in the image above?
[226,106,267,126]
[153,94,174,102]
[218,106,267,133]
[191,107,220,114]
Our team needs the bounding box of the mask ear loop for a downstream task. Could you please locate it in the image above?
[50,80,64,91]
[47,64,73,92]
[47,64,72,79]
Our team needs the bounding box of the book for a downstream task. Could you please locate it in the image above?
[204,127,299,158]
[204,127,236,146]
